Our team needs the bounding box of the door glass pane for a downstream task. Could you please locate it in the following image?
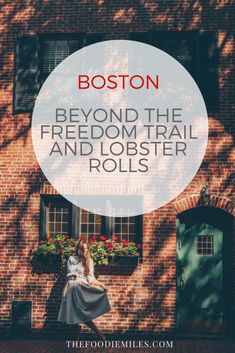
[196,235,213,255]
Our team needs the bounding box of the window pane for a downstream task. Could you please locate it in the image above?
[95,223,101,233]
[49,223,54,233]
[95,214,101,224]
[115,217,121,224]
[113,213,137,242]
[55,222,61,233]
[79,208,101,237]
[48,203,69,237]
[115,224,121,233]
[122,224,128,234]
[81,224,87,233]
[129,234,135,243]
[129,224,135,234]
[43,39,80,75]
[88,224,94,233]
[55,212,62,222]
[88,213,94,223]
[62,223,68,233]
[63,212,68,222]
[82,212,88,223]
[196,235,213,256]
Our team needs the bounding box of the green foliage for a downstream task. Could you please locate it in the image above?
[34,234,77,266]
[34,234,141,266]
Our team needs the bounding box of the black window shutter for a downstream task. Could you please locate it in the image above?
[84,33,105,46]
[150,31,197,77]
[128,32,150,44]
[83,33,105,67]
[198,32,219,111]
[14,35,40,114]
[129,32,197,78]
[71,205,80,240]
[39,196,47,240]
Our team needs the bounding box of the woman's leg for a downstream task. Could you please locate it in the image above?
[76,324,81,338]
[84,320,104,338]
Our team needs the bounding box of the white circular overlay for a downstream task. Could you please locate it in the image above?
[32,40,208,217]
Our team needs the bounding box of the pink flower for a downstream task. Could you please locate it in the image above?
[120,248,126,253]
[58,249,64,254]
[49,239,54,244]
[79,235,85,241]
[111,235,117,241]
[100,235,106,241]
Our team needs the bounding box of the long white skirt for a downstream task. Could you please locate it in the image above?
[57,278,112,324]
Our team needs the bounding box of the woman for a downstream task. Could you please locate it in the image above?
[57,239,111,340]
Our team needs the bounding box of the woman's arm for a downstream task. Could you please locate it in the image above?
[66,256,77,279]
[90,278,108,291]
[87,258,108,291]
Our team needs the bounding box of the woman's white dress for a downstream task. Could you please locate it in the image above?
[57,255,111,324]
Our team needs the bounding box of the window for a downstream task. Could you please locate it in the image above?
[14,33,104,114]
[113,216,136,242]
[40,195,72,239]
[150,31,197,75]
[196,235,214,255]
[80,209,102,238]
[39,195,142,245]
[129,31,219,111]
[48,202,69,237]
[42,39,81,79]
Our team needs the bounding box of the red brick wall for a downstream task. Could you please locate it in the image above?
[0,1,234,335]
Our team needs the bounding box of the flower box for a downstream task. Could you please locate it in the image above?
[34,253,62,273]
[107,255,139,266]
[33,234,141,272]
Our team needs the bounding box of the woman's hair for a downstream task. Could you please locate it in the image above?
[76,239,91,277]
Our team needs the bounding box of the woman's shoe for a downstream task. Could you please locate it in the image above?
[97,330,106,341]
[77,324,81,339]
[98,334,106,341]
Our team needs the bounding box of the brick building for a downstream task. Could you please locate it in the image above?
[0,1,234,337]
